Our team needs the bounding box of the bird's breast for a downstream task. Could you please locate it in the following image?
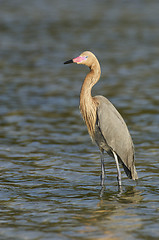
[80,98,98,140]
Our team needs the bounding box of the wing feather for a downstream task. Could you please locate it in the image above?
[94,95,138,180]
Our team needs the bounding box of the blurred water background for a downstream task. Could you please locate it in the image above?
[0,0,159,239]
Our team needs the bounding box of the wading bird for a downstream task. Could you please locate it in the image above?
[64,51,138,188]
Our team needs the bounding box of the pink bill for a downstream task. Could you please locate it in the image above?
[73,56,87,63]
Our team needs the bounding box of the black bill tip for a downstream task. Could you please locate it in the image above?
[64,59,73,64]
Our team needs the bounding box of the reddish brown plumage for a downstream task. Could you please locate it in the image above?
[79,52,101,140]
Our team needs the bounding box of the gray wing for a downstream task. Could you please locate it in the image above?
[94,95,138,180]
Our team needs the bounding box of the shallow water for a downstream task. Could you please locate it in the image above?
[0,0,159,239]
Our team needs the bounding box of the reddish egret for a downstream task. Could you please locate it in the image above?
[64,51,138,187]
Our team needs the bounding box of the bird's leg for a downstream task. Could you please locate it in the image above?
[100,149,105,186]
[112,151,122,187]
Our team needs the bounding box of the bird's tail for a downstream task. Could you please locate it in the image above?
[120,157,138,180]
[107,150,138,180]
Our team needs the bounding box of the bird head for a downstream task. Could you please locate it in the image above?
[64,51,96,68]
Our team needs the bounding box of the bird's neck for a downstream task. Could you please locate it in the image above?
[80,60,101,139]
[80,59,101,101]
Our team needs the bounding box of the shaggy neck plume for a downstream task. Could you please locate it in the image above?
[80,58,101,139]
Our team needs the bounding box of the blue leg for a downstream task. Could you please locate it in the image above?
[100,149,105,186]
[113,151,122,187]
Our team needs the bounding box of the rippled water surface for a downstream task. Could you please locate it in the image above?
[0,0,159,239]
